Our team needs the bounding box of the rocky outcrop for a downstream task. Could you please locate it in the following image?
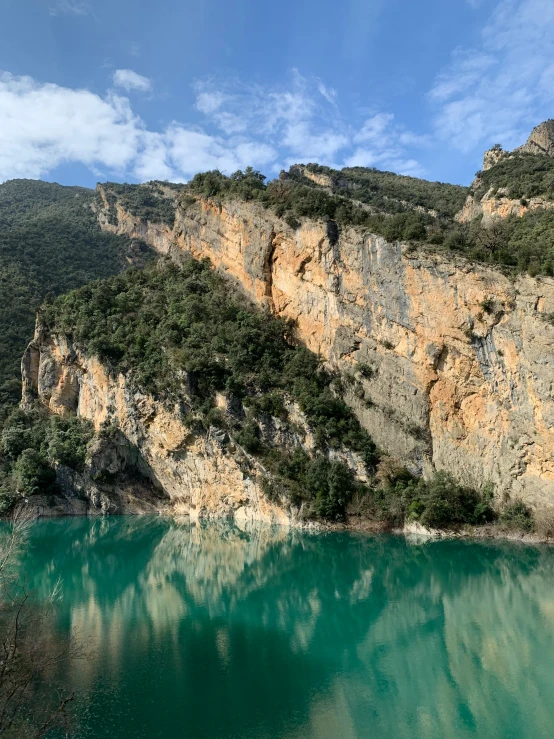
[482,146,507,172]
[516,120,554,158]
[22,327,368,522]
[92,187,554,510]
[458,121,554,223]
[456,191,554,224]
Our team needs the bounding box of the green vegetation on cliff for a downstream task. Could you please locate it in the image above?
[0,406,94,513]
[97,181,180,227]
[472,154,554,201]
[41,257,500,525]
[186,167,438,241]
[184,166,554,276]
[0,179,150,417]
[443,210,554,275]
[42,257,380,519]
[290,163,469,218]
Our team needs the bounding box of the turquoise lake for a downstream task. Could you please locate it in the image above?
[20,517,554,738]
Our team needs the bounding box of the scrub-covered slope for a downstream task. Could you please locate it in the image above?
[0,179,152,414]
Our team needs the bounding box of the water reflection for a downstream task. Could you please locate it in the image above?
[21,517,554,739]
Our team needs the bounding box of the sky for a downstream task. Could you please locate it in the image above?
[1,0,554,188]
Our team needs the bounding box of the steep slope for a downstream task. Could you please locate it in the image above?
[458,122,554,224]
[282,163,468,218]
[21,260,378,522]
[0,179,152,416]
[91,176,554,511]
[22,259,498,529]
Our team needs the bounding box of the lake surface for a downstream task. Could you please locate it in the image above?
[20,517,554,739]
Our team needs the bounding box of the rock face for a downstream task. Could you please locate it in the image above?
[517,120,554,158]
[22,331,297,523]
[22,327,369,522]
[456,191,554,224]
[482,146,507,171]
[91,187,554,510]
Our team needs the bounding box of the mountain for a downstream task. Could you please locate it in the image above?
[4,125,554,534]
[0,179,153,416]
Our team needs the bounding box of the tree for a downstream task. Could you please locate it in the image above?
[0,511,85,737]
[12,450,56,497]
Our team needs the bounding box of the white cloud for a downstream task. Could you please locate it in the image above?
[316,80,337,105]
[49,0,91,16]
[192,73,426,174]
[0,72,280,183]
[0,73,141,180]
[429,0,554,152]
[354,113,395,144]
[113,69,152,93]
[0,69,427,184]
[195,91,227,115]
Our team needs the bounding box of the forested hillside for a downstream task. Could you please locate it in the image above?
[0,179,151,416]
[286,163,469,217]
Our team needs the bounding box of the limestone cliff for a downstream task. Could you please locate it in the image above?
[516,120,554,158]
[456,191,554,224]
[90,185,554,510]
[22,326,368,522]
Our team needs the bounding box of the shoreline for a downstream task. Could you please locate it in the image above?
[14,498,554,546]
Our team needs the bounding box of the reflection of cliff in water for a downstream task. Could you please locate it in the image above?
[23,518,554,739]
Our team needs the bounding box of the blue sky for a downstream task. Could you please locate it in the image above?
[1,0,554,187]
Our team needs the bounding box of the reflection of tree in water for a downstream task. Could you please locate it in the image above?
[21,519,554,739]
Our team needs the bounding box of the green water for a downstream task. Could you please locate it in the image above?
[19,517,554,738]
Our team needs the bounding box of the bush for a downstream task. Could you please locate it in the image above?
[234,422,261,454]
[372,470,495,529]
[264,448,358,521]
[12,449,57,496]
[499,500,535,532]
[0,407,95,509]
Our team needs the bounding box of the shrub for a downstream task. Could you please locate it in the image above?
[499,500,535,532]
[0,485,17,515]
[417,473,495,528]
[0,406,95,509]
[263,448,358,521]
[44,416,94,471]
[479,297,495,314]
[372,470,495,529]
[13,449,57,496]
[357,363,375,379]
[234,422,262,455]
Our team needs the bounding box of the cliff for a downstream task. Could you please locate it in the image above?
[21,324,369,522]
[456,191,554,224]
[89,185,554,511]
